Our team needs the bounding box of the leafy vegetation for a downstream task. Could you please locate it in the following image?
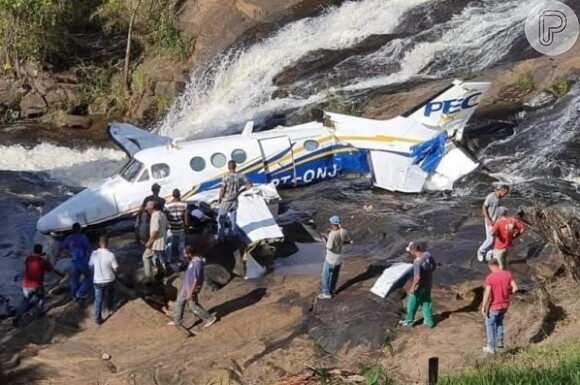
[153,94,174,119]
[548,78,571,99]
[0,0,191,121]
[0,0,74,70]
[516,72,535,94]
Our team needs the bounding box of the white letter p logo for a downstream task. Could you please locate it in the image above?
[539,10,568,46]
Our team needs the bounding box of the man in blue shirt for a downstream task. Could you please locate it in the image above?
[60,223,92,300]
[167,246,217,327]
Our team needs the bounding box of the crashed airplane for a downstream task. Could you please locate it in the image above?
[37,79,491,244]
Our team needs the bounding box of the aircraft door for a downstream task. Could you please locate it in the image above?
[258,136,296,187]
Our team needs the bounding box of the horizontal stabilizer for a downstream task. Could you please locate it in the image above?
[108,122,173,157]
[369,151,428,193]
[424,146,479,191]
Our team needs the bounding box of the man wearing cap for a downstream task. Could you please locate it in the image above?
[135,183,166,243]
[142,200,168,280]
[400,241,436,328]
[318,215,353,300]
[477,185,510,262]
[481,258,519,354]
[491,207,525,270]
[164,189,190,265]
[217,160,253,243]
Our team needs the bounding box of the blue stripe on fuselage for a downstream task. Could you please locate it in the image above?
[191,145,416,194]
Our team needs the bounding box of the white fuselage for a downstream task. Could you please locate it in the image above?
[37,80,491,234]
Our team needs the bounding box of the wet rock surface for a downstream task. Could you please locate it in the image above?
[308,275,402,355]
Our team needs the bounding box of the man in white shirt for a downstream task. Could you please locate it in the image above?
[89,235,119,325]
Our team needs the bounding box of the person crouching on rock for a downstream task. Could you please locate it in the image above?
[399,241,436,328]
[167,246,217,328]
[318,215,353,300]
[481,257,519,354]
[491,207,525,270]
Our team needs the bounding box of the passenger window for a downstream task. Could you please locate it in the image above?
[138,170,149,182]
[151,163,170,179]
[304,140,320,152]
[231,149,247,164]
[211,153,226,168]
[190,156,206,172]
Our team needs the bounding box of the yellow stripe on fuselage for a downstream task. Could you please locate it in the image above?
[337,134,423,144]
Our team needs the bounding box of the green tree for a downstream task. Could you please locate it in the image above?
[92,0,190,92]
[0,0,74,72]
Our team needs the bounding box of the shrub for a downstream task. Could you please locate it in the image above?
[517,72,535,94]
[0,0,75,68]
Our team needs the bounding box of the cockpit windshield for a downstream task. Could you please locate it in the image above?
[120,160,144,182]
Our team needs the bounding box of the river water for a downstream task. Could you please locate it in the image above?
[1,0,579,316]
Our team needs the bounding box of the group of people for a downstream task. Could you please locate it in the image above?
[14,159,253,328]
[14,225,217,329]
[315,184,526,355]
[137,160,252,280]
[15,164,525,355]
[13,232,119,326]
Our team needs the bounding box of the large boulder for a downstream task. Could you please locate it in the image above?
[0,79,24,108]
[521,204,580,283]
[19,92,48,118]
[54,112,93,129]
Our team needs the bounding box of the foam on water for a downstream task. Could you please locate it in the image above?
[159,0,535,138]
[344,0,532,90]
[0,143,127,187]
[158,0,433,137]
[481,83,580,183]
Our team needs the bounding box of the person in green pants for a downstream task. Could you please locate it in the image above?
[399,241,437,328]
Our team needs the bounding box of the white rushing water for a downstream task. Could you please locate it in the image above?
[159,0,535,138]
[345,0,533,90]
[480,84,580,183]
[0,143,126,187]
[158,0,434,137]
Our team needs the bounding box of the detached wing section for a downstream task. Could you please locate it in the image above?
[190,183,283,245]
[108,122,173,157]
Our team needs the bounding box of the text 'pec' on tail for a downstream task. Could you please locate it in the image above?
[407,79,491,140]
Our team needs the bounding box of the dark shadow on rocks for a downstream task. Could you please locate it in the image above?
[336,264,389,295]
[440,286,484,320]
[0,295,92,384]
[530,302,567,343]
[243,323,307,367]
[308,286,402,355]
[210,288,267,319]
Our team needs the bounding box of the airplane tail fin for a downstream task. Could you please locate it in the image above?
[406,79,491,141]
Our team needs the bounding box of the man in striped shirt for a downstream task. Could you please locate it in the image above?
[164,189,189,265]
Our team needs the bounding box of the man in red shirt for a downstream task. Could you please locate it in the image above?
[13,244,53,327]
[491,207,525,270]
[481,258,518,354]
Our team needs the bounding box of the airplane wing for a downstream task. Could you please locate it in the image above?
[328,79,490,193]
[190,183,283,244]
[108,122,173,157]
